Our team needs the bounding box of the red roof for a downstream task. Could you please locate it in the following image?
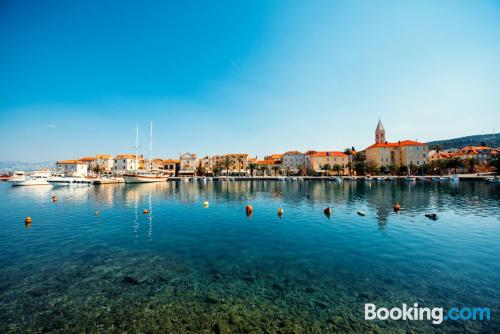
[366,140,426,150]
[310,151,347,158]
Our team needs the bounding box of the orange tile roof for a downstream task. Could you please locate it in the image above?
[256,160,281,165]
[80,156,96,161]
[366,140,426,150]
[304,150,318,155]
[162,159,180,164]
[57,160,86,164]
[310,151,347,158]
[284,151,303,155]
[115,154,142,159]
[96,154,112,159]
[224,153,249,157]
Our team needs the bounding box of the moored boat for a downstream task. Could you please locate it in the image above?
[8,170,52,186]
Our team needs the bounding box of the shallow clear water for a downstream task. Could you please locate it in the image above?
[0,180,499,333]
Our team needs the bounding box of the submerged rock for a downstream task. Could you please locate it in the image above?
[123,276,140,285]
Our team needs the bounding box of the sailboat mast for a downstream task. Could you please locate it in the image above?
[135,124,139,172]
[149,121,153,170]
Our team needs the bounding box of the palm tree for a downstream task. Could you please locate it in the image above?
[213,161,223,176]
[433,144,442,154]
[259,165,269,176]
[248,162,257,177]
[237,156,244,175]
[332,164,341,176]
[466,158,477,173]
[321,163,331,176]
[344,148,353,176]
[389,164,398,176]
[222,156,234,178]
[447,157,464,174]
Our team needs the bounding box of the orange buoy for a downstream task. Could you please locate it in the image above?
[245,205,253,216]
[324,207,332,217]
[51,194,56,200]
[25,216,32,225]
[143,209,150,215]
[393,202,401,212]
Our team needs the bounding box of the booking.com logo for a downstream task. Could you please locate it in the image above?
[365,303,491,325]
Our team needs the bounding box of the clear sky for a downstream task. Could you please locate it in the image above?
[1,0,499,162]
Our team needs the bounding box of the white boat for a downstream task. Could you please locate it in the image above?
[123,122,169,184]
[450,174,459,182]
[48,175,93,186]
[404,176,416,182]
[9,170,52,186]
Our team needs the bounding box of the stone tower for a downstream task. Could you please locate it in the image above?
[375,119,385,144]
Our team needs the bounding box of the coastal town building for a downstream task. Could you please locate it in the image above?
[306,151,348,175]
[365,120,429,169]
[179,153,197,176]
[56,160,88,176]
[80,156,97,174]
[162,159,179,176]
[113,154,143,173]
[95,154,114,172]
[255,159,282,176]
[282,151,306,173]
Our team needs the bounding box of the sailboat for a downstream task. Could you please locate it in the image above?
[123,122,169,184]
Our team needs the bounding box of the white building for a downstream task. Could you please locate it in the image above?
[282,151,306,173]
[95,154,114,172]
[56,160,88,176]
[113,154,143,173]
[179,153,197,176]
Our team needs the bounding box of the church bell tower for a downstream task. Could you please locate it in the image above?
[375,119,385,144]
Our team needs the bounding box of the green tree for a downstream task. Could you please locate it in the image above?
[447,157,464,174]
[248,162,257,177]
[366,160,379,175]
[344,148,353,176]
[322,163,331,175]
[466,158,477,173]
[222,156,234,178]
[332,164,341,176]
[388,164,398,175]
[379,165,388,175]
[491,156,500,175]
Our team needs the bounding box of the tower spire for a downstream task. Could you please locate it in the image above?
[375,119,385,144]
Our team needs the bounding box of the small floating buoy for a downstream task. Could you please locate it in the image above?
[277,208,284,217]
[245,205,253,216]
[357,211,366,216]
[393,202,401,212]
[143,209,150,215]
[425,213,438,220]
[203,201,209,208]
[51,194,56,200]
[95,211,100,216]
[24,216,32,225]
[324,207,332,217]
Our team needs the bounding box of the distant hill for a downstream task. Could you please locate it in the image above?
[0,161,54,172]
[427,133,500,150]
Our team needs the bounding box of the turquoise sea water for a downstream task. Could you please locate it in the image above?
[0,180,499,333]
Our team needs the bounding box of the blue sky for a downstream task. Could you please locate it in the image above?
[1,0,499,162]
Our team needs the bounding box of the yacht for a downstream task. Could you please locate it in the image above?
[9,170,52,186]
[48,175,93,186]
[123,122,169,184]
